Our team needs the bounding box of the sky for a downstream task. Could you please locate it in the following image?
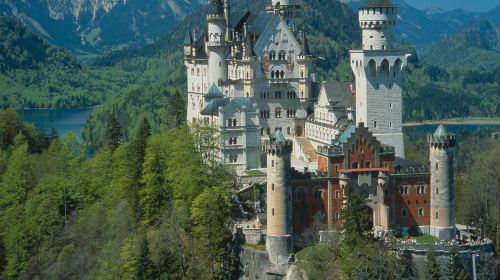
[404,0,499,13]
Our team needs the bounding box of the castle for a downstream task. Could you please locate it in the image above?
[184,0,457,265]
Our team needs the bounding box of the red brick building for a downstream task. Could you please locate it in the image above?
[289,123,432,235]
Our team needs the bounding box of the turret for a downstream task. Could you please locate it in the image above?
[265,130,294,264]
[350,0,408,158]
[428,125,456,240]
[184,30,193,56]
[207,0,228,86]
[359,0,397,51]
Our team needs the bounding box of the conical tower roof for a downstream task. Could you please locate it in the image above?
[184,30,192,46]
[206,83,224,98]
[275,130,286,144]
[300,32,310,56]
[433,124,448,138]
[243,35,255,57]
[360,0,396,8]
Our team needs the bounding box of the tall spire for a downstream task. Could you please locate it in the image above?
[300,32,310,56]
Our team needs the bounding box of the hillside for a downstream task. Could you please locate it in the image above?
[82,0,360,146]
[422,20,500,68]
[97,0,360,83]
[403,21,500,121]
[344,0,500,48]
[0,0,203,52]
[0,16,140,108]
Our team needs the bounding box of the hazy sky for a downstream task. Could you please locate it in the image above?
[404,0,499,12]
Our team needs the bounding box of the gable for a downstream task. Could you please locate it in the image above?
[343,125,382,168]
[253,15,302,58]
[317,85,330,107]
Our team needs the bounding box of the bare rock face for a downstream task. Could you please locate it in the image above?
[0,0,204,51]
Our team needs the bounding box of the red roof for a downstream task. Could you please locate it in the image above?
[339,168,390,174]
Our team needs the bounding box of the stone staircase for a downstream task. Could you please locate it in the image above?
[296,137,317,163]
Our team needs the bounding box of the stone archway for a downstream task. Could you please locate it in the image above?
[295,125,303,137]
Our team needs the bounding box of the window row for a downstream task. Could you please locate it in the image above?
[261,90,297,99]
[228,155,238,163]
[296,189,324,201]
[399,185,426,196]
[227,118,237,127]
[271,70,285,79]
[269,51,287,61]
[401,207,425,217]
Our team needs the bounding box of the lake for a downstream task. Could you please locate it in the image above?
[17,108,93,137]
[403,124,500,134]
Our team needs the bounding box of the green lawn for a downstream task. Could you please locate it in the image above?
[244,170,266,176]
[398,234,438,244]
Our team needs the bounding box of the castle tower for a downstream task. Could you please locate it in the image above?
[428,125,456,240]
[207,0,228,86]
[269,0,302,27]
[265,130,294,264]
[350,0,408,158]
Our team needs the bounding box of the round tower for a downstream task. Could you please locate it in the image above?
[265,130,294,264]
[428,125,456,240]
[207,0,228,86]
[359,0,397,51]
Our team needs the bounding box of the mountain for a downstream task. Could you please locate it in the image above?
[83,0,360,146]
[422,20,500,68]
[0,16,139,108]
[342,0,499,49]
[0,0,204,53]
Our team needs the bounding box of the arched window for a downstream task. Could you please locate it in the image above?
[280,70,285,79]
[271,71,275,79]
[368,59,376,77]
[394,58,403,76]
[381,59,390,76]
[275,108,282,118]
[232,118,237,127]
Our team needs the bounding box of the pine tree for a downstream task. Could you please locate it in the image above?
[139,136,170,227]
[105,116,123,151]
[420,250,441,280]
[446,248,468,280]
[137,235,157,280]
[130,118,151,181]
[168,90,186,127]
[341,184,372,244]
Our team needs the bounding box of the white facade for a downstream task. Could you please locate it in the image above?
[185,0,412,170]
[350,1,409,158]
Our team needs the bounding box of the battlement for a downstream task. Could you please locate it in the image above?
[427,134,456,149]
[264,139,293,155]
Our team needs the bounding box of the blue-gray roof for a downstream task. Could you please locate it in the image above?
[200,97,256,116]
[332,124,356,147]
[206,84,224,98]
[275,130,286,144]
[360,0,396,8]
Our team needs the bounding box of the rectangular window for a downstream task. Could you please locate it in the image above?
[336,213,340,220]
[417,186,425,195]
[314,190,322,200]
[435,188,439,195]
[374,121,377,128]
[272,208,275,216]
[418,208,424,216]
[402,208,408,217]
[435,212,439,219]
[271,160,274,167]
[400,186,409,195]
[335,191,340,199]
[272,184,275,191]
[335,164,339,172]
[435,163,439,171]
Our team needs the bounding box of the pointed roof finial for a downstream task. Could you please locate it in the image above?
[300,32,310,56]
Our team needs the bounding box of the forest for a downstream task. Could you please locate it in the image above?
[0,109,240,279]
